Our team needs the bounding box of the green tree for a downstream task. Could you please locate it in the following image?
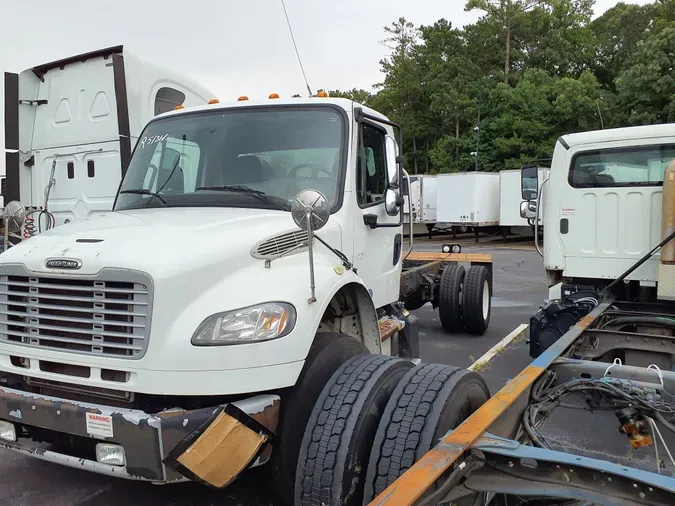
[375,18,429,172]
[326,88,374,106]
[521,0,595,77]
[465,0,550,79]
[417,19,479,170]
[590,2,656,89]
[615,24,675,124]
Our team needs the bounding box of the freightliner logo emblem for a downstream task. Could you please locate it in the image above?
[45,258,82,270]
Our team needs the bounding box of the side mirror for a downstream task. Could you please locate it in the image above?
[521,165,539,201]
[520,200,537,219]
[291,189,330,232]
[3,200,26,234]
[385,188,400,216]
[291,189,330,304]
[385,136,399,187]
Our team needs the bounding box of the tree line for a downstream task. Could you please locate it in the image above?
[327,0,675,174]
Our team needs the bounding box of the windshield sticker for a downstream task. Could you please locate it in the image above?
[138,134,174,149]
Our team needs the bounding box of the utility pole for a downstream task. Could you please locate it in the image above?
[473,99,481,171]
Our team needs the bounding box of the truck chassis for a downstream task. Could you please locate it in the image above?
[369,296,675,505]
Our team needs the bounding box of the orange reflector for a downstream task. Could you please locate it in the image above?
[174,105,184,110]
[316,91,328,97]
[269,93,280,99]
[208,98,219,104]
[238,96,249,101]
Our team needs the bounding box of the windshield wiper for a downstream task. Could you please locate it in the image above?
[119,189,168,207]
[196,185,287,211]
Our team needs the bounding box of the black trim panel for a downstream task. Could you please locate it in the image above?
[112,53,132,177]
[31,45,123,81]
[4,72,19,150]
[558,136,570,150]
[4,152,20,203]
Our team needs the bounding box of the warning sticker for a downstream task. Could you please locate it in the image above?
[561,207,576,216]
[86,412,114,438]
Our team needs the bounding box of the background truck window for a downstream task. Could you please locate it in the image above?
[154,87,187,116]
[569,144,675,188]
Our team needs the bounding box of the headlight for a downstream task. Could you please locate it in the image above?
[191,302,296,346]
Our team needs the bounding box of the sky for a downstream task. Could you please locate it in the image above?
[0,0,654,176]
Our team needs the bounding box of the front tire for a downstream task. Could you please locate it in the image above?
[295,354,414,506]
[363,364,490,502]
[271,333,369,505]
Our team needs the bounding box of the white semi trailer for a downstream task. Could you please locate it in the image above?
[2,45,214,244]
[499,166,549,239]
[436,171,501,242]
[403,174,437,237]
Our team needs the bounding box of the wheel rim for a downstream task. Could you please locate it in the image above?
[482,280,490,320]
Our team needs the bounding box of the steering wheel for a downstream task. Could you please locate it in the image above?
[288,163,331,179]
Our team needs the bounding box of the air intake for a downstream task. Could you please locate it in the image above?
[252,230,308,259]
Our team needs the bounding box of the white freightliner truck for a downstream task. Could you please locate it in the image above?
[2,45,214,242]
[0,95,496,505]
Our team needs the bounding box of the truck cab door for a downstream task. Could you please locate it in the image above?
[352,118,403,309]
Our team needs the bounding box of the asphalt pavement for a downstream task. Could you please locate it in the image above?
[0,241,548,506]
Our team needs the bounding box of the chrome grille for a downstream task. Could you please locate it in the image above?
[252,231,308,259]
[0,272,150,359]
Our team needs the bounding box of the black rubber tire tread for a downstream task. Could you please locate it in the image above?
[462,265,491,335]
[295,354,414,506]
[363,363,490,503]
[438,264,465,332]
[271,333,369,505]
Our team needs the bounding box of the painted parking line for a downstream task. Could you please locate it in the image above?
[468,323,529,372]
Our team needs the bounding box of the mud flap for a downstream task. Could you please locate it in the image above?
[163,403,275,489]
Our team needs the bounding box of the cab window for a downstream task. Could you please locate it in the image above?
[357,122,387,206]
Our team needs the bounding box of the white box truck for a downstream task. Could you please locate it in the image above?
[3,45,214,244]
[499,166,549,238]
[436,171,500,241]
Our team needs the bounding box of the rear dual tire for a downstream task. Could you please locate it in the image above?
[438,264,491,336]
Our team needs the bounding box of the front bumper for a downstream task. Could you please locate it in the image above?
[0,386,280,484]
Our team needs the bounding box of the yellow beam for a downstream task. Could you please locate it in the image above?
[404,252,492,264]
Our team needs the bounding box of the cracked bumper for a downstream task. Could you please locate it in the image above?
[0,386,279,483]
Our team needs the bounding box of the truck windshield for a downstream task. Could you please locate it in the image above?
[569,144,675,188]
[114,106,345,212]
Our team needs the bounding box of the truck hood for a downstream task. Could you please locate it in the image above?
[1,208,341,278]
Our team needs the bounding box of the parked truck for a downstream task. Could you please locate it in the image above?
[0,95,496,505]
[362,124,675,506]
[2,45,215,245]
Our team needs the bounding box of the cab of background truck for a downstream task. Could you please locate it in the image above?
[521,124,675,299]
[3,45,214,227]
[0,97,406,396]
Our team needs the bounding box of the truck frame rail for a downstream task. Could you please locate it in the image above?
[370,298,675,505]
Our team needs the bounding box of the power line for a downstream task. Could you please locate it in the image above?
[280,0,313,97]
